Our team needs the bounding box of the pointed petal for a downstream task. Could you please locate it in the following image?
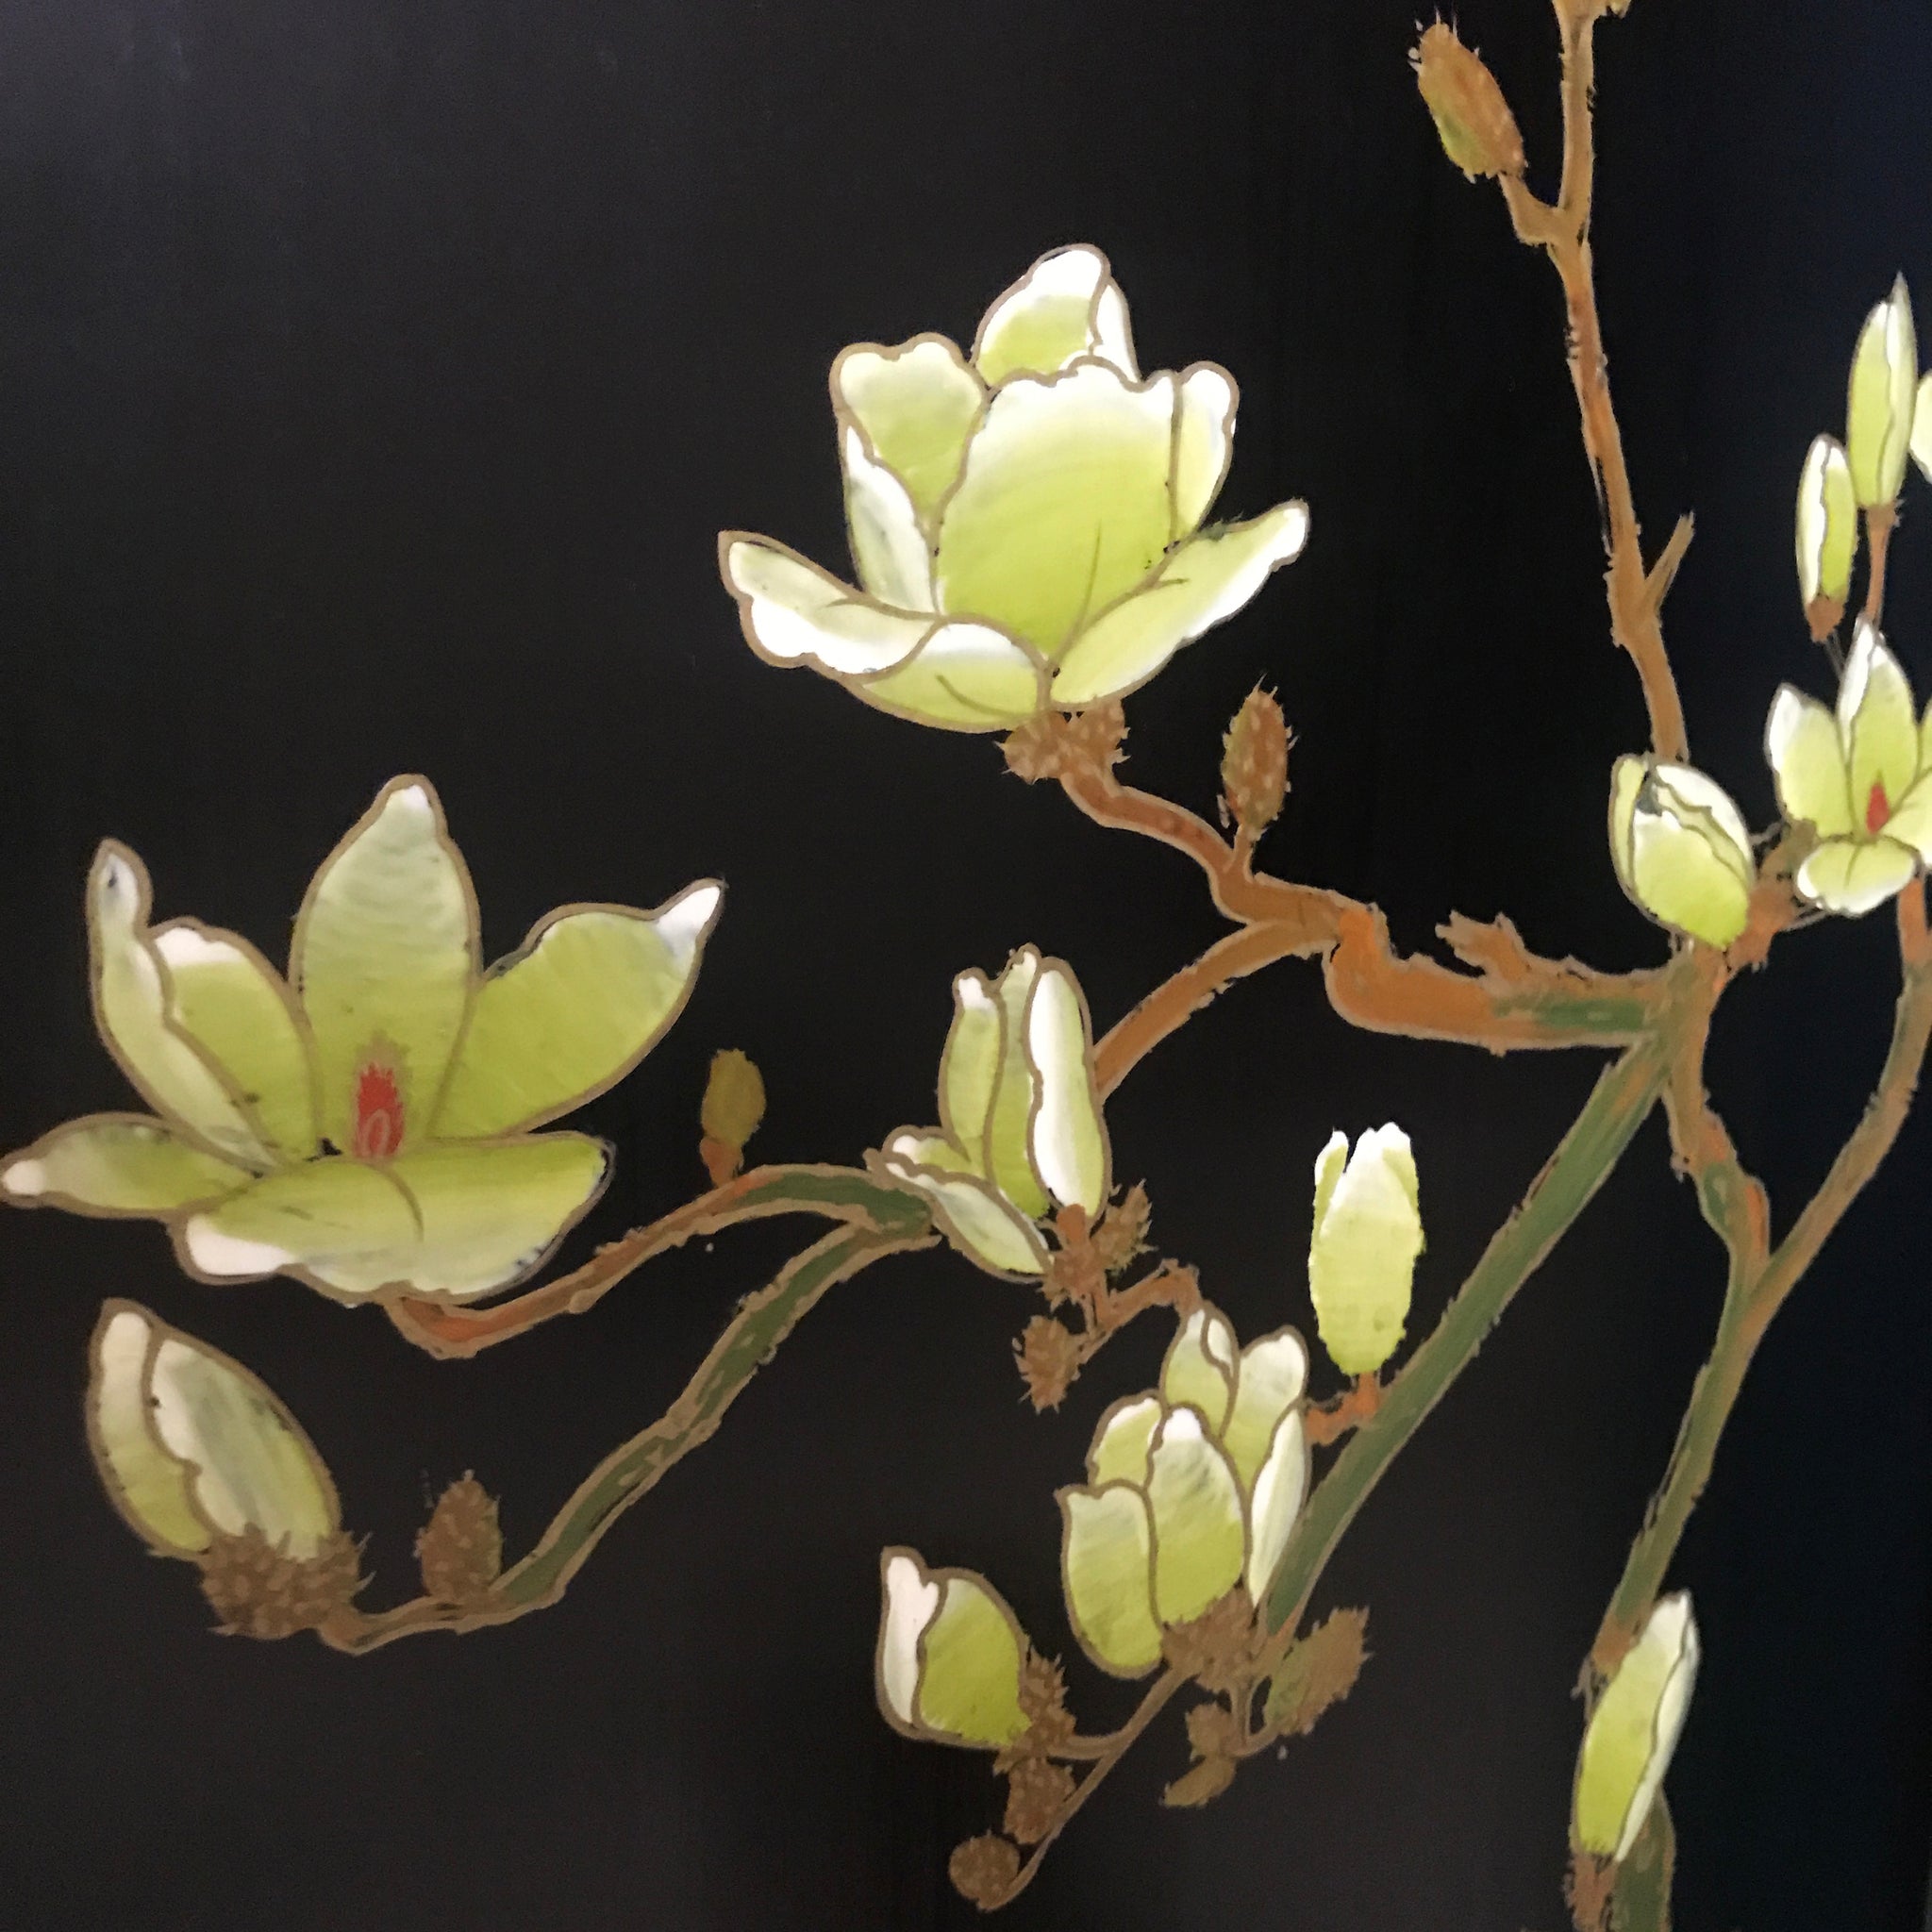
[2,1114,253,1216]
[1243,1408,1308,1602]
[291,778,478,1156]
[1224,1328,1309,1490]
[876,1548,941,1730]
[1840,623,1921,817]
[1158,1307,1237,1438]
[841,424,935,609]
[986,950,1049,1219]
[179,1137,611,1303]
[974,244,1137,385]
[1607,755,1645,889]
[88,845,272,1166]
[1793,835,1919,916]
[918,1572,1029,1747]
[434,883,723,1140]
[1087,1391,1163,1487]
[150,923,317,1158]
[1049,502,1310,708]
[721,534,931,675]
[87,1304,210,1555]
[832,336,986,523]
[1059,1482,1163,1677]
[1171,364,1237,538]
[937,362,1176,657]
[1766,685,1855,837]
[1146,1407,1245,1626]
[877,1151,1046,1277]
[938,973,1003,1169]
[858,619,1047,730]
[1024,960,1108,1214]
[1795,434,1856,610]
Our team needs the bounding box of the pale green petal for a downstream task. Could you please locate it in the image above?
[878,1148,1046,1277]
[1243,1408,1308,1603]
[179,1136,611,1303]
[1172,364,1236,537]
[721,535,933,675]
[986,951,1049,1220]
[1159,1307,1237,1438]
[1146,1407,1245,1626]
[918,1572,1028,1747]
[1574,1593,1699,1861]
[938,973,1003,1171]
[1310,1130,1347,1233]
[1309,1126,1423,1378]
[1650,764,1754,866]
[974,245,1136,386]
[1766,686,1854,836]
[1628,804,1753,949]
[1224,1328,1309,1491]
[1881,776,1932,860]
[149,1329,339,1557]
[936,362,1175,657]
[858,619,1047,730]
[1059,1482,1163,1677]
[1087,1392,1163,1487]
[1607,755,1645,890]
[88,846,271,1166]
[877,1549,941,1730]
[1048,501,1310,708]
[1845,278,1916,507]
[434,883,722,1141]
[1795,434,1856,609]
[879,1130,975,1174]
[1913,370,1932,483]
[292,778,477,1157]
[1840,623,1922,819]
[151,923,317,1158]
[841,424,935,609]
[88,1304,210,1555]
[832,336,985,522]
[1024,960,1108,1214]
[1794,835,1919,917]
[2,1115,254,1216]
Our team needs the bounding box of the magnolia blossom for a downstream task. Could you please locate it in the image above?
[1058,1306,1308,1676]
[874,1547,1028,1749]
[1307,1125,1424,1377]
[87,1300,339,1560]
[1573,1593,1700,1862]
[720,244,1308,730]
[1767,622,1932,915]
[1845,277,1916,508]
[876,948,1108,1278]
[1608,757,1757,951]
[3,777,722,1303]
[1794,434,1856,641]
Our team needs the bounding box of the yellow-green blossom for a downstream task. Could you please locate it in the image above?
[1307,1125,1424,1377]
[1767,621,1932,916]
[1794,434,1857,640]
[719,244,1309,730]
[3,777,722,1304]
[1573,1592,1700,1862]
[874,1548,1030,1749]
[1845,277,1917,508]
[1608,757,1756,950]
[1058,1306,1308,1676]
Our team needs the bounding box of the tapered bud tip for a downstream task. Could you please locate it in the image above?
[1413,24,1524,182]
[1221,687,1291,841]
[1795,434,1857,640]
[1846,278,1918,508]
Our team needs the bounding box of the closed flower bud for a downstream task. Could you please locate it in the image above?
[1607,756,1756,950]
[1413,24,1524,182]
[1845,277,1917,508]
[1222,687,1291,841]
[1912,371,1932,484]
[87,1299,341,1565]
[699,1047,765,1183]
[416,1473,504,1605]
[876,1548,1029,1749]
[1794,434,1857,641]
[1307,1126,1424,1377]
[1573,1593,1700,1861]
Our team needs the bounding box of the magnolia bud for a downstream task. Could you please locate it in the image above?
[1574,1593,1700,1861]
[1607,756,1755,950]
[1794,434,1857,641]
[699,1048,765,1184]
[1221,687,1291,841]
[1307,1126,1424,1377]
[1912,371,1932,485]
[1413,24,1524,183]
[876,1548,1029,1748]
[1845,277,1917,508]
[416,1473,504,1605]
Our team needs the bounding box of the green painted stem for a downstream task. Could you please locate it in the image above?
[1264,1040,1671,1637]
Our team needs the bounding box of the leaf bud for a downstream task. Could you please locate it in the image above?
[699,1047,765,1184]
[1221,687,1291,841]
[1413,24,1524,183]
[416,1473,504,1606]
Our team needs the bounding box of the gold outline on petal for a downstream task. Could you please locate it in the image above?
[1016,953,1112,1218]
[869,1144,1047,1279]
[828,331,987,540]
[1056,1478,1164,1680]
[971,243,1139,386]
[1143,1401,1251,1628]
[874,1545,1033,1751]
[1166,360,1241,545]
[1,1111,256,1221]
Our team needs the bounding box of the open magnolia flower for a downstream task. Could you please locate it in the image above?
[1059,1306,1308,1676]
[719,243,1309,730]
[3,777,722,1303]
[1767,621,1932,915]
[1608,757,1757,950]
[875,947,1108,1278]
[875,1547,1030,1750]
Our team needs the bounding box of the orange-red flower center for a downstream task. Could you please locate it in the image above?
[1866,778,1892,836]
[353,1062,406,1160]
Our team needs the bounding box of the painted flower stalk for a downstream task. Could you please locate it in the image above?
[3,776,722,1303]
[719,244,1309,729]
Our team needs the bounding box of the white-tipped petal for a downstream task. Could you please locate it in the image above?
[877,1550,941,1728]
[1308,1125,1424,1378]
[832,336,985,522]
[1024,961,1108,1214]
[1766,685,1855,837]
[1223,1328,1309,1490]
[974,245,1138,385]
[1243,1408,1308,1604]
[1146,1408,1245,1626]
[1794,835,1919,916]
[841,425,935,610]
[1059,1483,1163,1677]
[1158,1307,1238,1439]
[1087,1392,1163,1488]
[1846,278,1917,508]
[1574,1592,1700,1862]
[1171,364,1237,537]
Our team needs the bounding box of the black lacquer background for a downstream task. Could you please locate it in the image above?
[1,2,1930,1926]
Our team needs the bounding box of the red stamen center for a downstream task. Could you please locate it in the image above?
[353,1062,405,1160]
[1866,778,1892,835]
